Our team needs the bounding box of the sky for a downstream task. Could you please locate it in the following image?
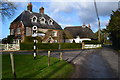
[1,0,119,39]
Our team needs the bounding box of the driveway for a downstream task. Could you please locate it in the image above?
[71,48,119,78]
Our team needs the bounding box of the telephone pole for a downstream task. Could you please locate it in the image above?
[94,0,101,42]
[118,1,120,10]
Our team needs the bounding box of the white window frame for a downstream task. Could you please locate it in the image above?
[32,16,37,22]
[10,29,14,35]
[52,31,57,37]
[48,19,53,25]
[17,28,21,34]
[39,17,46,24]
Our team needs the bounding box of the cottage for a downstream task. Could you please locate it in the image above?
[9,3,62,43]
[64,24,96,43]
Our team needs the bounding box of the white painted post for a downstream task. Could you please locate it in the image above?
[33,39,37,59]
[32,26,38,59]
[10,53,16,78]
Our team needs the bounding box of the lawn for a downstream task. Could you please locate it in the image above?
[2,54,74,79]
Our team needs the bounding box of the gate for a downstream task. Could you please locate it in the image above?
[1,43,20,51]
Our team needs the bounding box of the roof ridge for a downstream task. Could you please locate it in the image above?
[64,26,83,29]
[65,26,82,27]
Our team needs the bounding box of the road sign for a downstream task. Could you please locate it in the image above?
[32,26,37,30]
[32,26,38,37]
[37,33,45,37]
[32,33,37,37]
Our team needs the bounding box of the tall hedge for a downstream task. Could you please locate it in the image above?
[20,43,82,50]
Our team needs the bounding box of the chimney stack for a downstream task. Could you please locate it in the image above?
[88,24,91,28]
[27,2,32,12]
[40,7,44,14]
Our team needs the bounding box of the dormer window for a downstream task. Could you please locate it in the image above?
[48,19,53,25]
[32,16,37,22]
[39,17,46,24]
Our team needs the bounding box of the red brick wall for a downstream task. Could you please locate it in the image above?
[10,21,25,42]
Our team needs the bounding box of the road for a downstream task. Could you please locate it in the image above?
[2,47,119,78]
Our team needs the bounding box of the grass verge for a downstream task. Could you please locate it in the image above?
[2,54,74,79]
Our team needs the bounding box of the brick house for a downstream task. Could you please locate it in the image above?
[9,3,62,43]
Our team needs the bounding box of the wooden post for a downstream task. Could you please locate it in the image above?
[82,42,85,49]
[60,52,63,61]
[10,53,16,79]
[48,51,50,67]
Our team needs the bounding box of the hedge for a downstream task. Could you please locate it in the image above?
[20,43,82,50]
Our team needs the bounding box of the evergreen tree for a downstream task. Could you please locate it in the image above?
[107,9,120,49]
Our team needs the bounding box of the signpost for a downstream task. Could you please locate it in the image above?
[32,26,37,59]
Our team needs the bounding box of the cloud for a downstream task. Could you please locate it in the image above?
[59,23,75,29]
[91,20,109,32]
[97,2,118,16]
[47,1,118,31]
[14,2,28,8]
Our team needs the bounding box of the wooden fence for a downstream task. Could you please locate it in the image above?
[1,43,20,51]
[84,44,102,49]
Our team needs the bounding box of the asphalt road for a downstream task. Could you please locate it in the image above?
[2,47,119,78]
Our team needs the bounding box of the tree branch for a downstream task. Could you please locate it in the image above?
[0,8,9,10]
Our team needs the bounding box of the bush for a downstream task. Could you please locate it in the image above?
[24,36,42,43]
[83,40,102,44]
[20,43,82,50]
[60,43,82,49]
[37,43,59,50]
[20,43,34,50]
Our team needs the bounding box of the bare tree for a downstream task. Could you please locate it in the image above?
[0,0,17,20]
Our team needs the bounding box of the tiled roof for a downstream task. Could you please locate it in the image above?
[11,10,62,30]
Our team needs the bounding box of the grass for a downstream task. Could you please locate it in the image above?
[2,54,74,79]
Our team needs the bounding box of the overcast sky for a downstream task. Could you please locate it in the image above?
[1,0,119,39]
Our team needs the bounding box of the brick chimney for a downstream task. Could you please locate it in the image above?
[40,7,44,14]
[27,2,32,12]
[88,24,91,28]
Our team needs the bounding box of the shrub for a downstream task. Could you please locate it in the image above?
[20,43,34,50]
[20,43,82,50]
[24,36,42,43]
[37,43,59,50]
[60,43,82,49]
